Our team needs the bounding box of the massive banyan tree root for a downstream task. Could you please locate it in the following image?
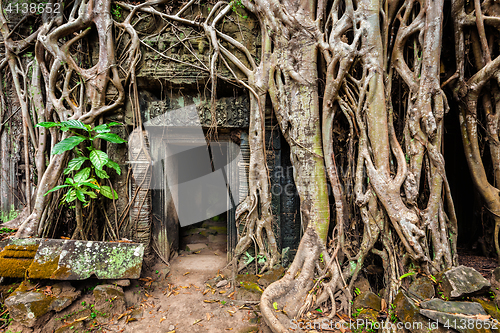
[452,0,500,263]
[239,0,457,331]
[1,0,469,331]
[2,0,138,238]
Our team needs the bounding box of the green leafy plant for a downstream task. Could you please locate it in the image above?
[0,227,16,234]
[37,120,125,238]
[244,251,255,265]
[352,308,362,318]
[244,251,266,265]
[37,120,125,205]
[399,271,416,280]
[232,0,248,19]
[257,254,266,265]
[111,4,122,19]
[389,303,398,323]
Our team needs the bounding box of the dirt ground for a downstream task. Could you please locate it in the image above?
[117,249,267,333]
[4,245,270,333]
[4,227,498,333]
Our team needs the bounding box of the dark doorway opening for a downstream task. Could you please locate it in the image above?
[443,110,479,251]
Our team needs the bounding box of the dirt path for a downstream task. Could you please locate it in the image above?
[119,249,263,333]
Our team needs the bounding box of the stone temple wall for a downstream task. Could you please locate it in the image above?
[104,5,301,262]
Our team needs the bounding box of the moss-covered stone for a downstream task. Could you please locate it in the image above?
[236,273,260,284]
[394,291,449,333]
[258,266,285,288]
[93,284,126,322]
[234,288,261,302]
[239,281,263,294]
[355,308,378,323]
[0,241,39,278]
[5,281,80,327]
[473,298,500,322]
[408,277,435,300]
[353,291,382,312]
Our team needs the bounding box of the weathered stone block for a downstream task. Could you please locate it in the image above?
[216,280,229,288]
[420,310,491,333]
[408,277,435,300]
[186,243,207,252]
[93,284,126,320]
[353,291,382,312]
[0,238,144,280]
[441,265,490,299]
[5,282,80,327]
[182,234,209,244]
[421,299,487,315]
[353,275,371,295]
[492,267,500,285]
[420,299,492,333]
[394,292,449,333]
[473,298,500,323]
[0,238,39,278]
[258,266,285,288]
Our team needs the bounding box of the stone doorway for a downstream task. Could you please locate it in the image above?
[146,123,244,263]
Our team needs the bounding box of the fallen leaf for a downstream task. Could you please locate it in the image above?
[159,317,166,323]
[219,290,226,294]
[228,291,235,298]
[184,272,190,276]
[117,311,131,320]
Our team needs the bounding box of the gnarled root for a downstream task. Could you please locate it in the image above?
[233,192,280,272]
[261,228,323,332]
